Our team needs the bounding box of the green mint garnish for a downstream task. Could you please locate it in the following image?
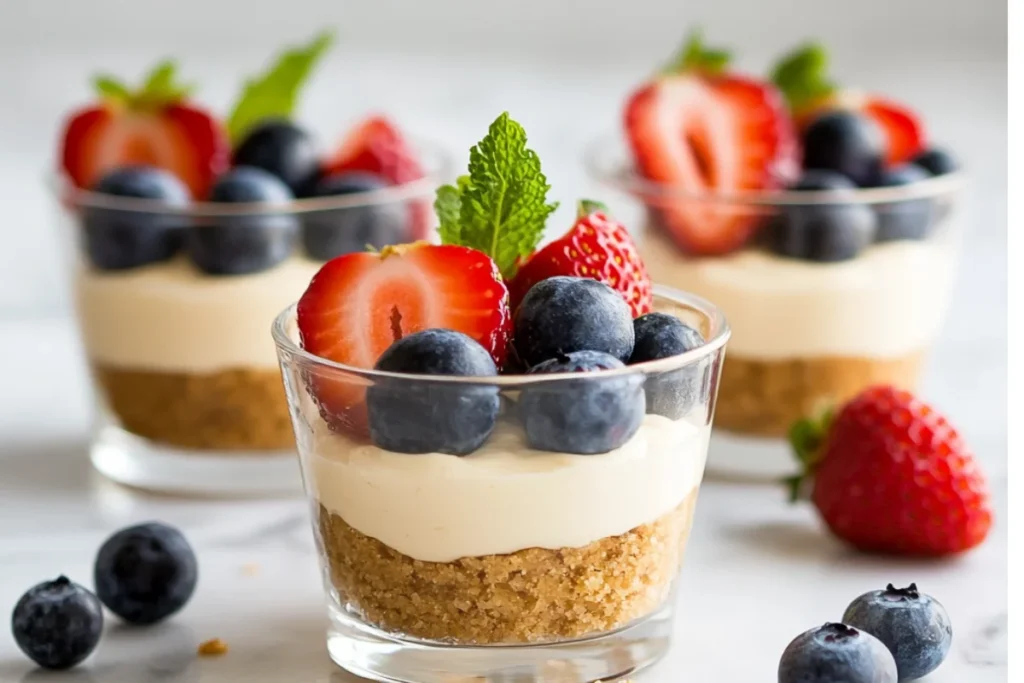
[92,60,193,108]
[770,42,836,112]
[225,30,334,145]
[436,112,558,280]
[662,29,731,76]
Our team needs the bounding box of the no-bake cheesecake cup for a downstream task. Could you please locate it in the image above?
[273,287,729,683]
[55,147,448,496]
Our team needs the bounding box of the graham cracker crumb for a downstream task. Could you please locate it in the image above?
[317,491,699,644]
[197,638,228,656]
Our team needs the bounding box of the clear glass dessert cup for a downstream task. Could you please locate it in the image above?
[586,135,965,479]
[54,141,451,496]
[273,287,729,683]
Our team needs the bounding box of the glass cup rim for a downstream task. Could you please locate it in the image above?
[583,132,967,207]
[271,284,731,386]
[48,136,453,217]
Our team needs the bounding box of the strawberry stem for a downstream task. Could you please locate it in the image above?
[784,406,835,502]
[662,29,732,76]
[770,42,837,113]
[92,59,193,110]
[577,199,609,219]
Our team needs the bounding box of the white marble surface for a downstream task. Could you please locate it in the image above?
[0,43,1008,682]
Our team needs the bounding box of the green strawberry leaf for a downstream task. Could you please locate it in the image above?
[93,60,193,108]
[770,42,836,113]
[436,113,558,280]
[577,199,609,218]
[93,76,131,102]
[226,30,334,145]
[663,29,732,75]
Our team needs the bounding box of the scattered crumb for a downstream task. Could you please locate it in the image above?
[240,563,261,576]
[197,638,229,657]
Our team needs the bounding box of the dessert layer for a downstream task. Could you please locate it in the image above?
[75,256,322,372]
[318,492,698,644]
[715,350,926,437]
[641,228,956,359]
[308,414,709,562]
[95,364,294,451]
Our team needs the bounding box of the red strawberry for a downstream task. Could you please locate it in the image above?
[59,62,228,199]
[297,242,511,435]
[788,385,993,556]
[323,116,431,239]
[509,201,653,316]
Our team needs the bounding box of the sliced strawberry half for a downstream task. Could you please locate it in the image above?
[509,200,653,317]
[297,242,511,436]
[322,116,431,239]
[59,62,229,198]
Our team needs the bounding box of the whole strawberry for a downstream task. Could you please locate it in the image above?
[788,385,992,556]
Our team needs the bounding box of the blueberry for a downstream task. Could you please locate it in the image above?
[779,622,898,683]
[11,576,103,670]
[802,111,886,186]
[231,120,320,196]
[302,172,407,260]
[366,329,499,455]
[843,583,952,681]
[513,276,634,368]
[873,165,936,242]
[770,170,876,262]
[82,165,189,270]
[910,148,958,176]
[630,313,705,419]
[188,166,299,275]
[94,522,198,625]
[519,350,645,454]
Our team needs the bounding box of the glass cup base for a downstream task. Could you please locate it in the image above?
[89,420,302,497]
[325,601,674,683]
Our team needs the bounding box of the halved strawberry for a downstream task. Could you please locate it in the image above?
[322,116,431,239]
[297,242,511,435]
[509,200,653,317]
[59,62,228,199]
[624,34,797,255]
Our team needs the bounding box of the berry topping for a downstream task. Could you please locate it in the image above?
[872,164,935,242]
[93,522,198,625]
[513,276,635,368]
[630,312,706,419]
[509,200,652,316]
[366,329,500,454]
[769,169,876,262]
[59,61,229,199]
[787,385,993,556]
[802,111,886,187]
[778,623,898,683]
[520,350,645,455]
[188,166,299,275]
[83,165,190,270]
[843,583,952,681]
[301,171,407,260]
[232,120,320,196]
[11,576,103,670]
[910,148,959,176]
[624,31,797,255]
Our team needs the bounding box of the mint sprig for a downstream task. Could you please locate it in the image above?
[436,112,558,280]
[662,29,732,76]
[226,31,334,145]
[770,42,836,113]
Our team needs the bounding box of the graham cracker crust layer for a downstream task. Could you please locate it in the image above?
[317,491,699,644]
[93,364,294,451]
[715,351,926,437]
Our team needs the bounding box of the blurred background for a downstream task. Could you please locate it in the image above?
[0,0,1006,471]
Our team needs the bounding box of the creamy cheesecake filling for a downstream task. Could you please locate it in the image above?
[640,228,956,360]
[308,414,708,563]
[75,256,323,372]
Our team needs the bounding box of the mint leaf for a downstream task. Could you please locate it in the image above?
[770,43,836,112]
[226,30,334,145]
[663,29,732,75]
[436,112,558,280]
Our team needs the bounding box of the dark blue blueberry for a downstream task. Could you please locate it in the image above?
[83,165,189,270]
[94,522,198,625]
[873,165,936,242]
[910,148,958,177]
[301,172,407,260]
[519,350,645,455]
[630,313,705,419]
[513,276,634,368]
[843,583,952,681]
[11,576,103,670]
[188,166,298,275]
[366,329,499,455]
[779,623,898,683]
[231,120,320,196]
[802,111,886,186]
[770,170,876,262]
